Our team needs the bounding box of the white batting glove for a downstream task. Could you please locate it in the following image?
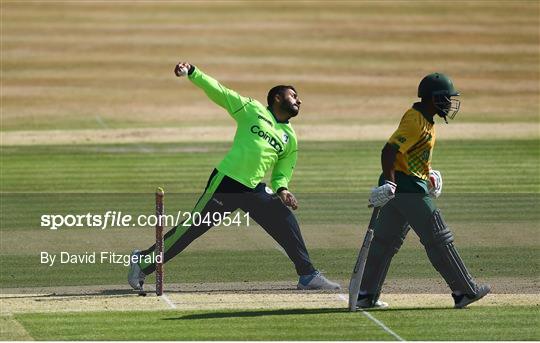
[428,169,443,198]
[368,180,397,208]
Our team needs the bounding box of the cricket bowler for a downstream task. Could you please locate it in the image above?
[357,73,490,309]
[128,62,340,291]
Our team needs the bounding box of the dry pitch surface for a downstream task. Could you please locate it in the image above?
[2,283,537,315]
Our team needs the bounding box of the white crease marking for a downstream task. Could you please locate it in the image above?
[160,293,177,309]
[338,293,404,341]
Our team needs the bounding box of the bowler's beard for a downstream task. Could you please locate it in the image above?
[280,101,299,117]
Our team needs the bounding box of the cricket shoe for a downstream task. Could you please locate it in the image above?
[453,284,491,309]
[356,295,389,309]
[127,249,146,291]
[297,270,341,290]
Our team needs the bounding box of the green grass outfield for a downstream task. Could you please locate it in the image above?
[1,140,538,340]
[1,247,537,288]
[2,140,538,193]
[13,306,540,340]
[1,140,538,288]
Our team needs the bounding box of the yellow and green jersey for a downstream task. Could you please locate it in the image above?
[388,103,435,181]
[188,67,297,191]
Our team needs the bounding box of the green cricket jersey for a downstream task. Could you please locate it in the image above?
[188,67,298,191]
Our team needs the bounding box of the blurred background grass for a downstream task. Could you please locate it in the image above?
[2,1,538,131]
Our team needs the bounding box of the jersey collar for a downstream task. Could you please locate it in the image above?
[413,102,434,124]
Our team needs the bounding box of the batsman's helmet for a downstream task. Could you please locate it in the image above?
[418,73,460,120]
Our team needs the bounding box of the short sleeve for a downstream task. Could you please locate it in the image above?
[388,112,422,153]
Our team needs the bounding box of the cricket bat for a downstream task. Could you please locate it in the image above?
[348,207,380,311]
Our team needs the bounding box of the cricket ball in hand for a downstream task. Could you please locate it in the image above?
[175,65,188,77]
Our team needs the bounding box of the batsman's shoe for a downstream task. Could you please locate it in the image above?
[356,295,389,309]
[297,270,341,290]
[127,249,146,291]
[453,284,491,309]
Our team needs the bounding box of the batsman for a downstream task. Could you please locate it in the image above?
[128,62,340,292]
[356,73,490,309]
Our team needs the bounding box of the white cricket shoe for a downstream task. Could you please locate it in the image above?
[127,249,146,291]
[297,270,341,290]
[356,296,389,309]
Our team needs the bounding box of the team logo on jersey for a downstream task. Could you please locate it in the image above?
[282,133,289,144]
[422,150,430,161]
[250,125,284,153]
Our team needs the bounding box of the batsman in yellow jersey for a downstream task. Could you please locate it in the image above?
[357,73,490,309]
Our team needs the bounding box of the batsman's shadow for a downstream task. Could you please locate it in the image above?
[164,307,345,320]
[350,306,455,314]
[164,306,455,321]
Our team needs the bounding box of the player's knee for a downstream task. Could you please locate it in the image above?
[422,209,454,248]
[371,232,405,256]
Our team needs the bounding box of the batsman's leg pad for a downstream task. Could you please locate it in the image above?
[360,223,410,301]
[423,209,478,295]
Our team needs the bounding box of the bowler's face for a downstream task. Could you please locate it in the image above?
[281,89,302,117]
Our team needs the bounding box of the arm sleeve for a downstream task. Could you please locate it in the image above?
[188,67,252,118]
[387,113,422,153]
[271,147,298,191]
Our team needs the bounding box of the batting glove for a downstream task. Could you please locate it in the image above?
[369,180,397,208]
[428,169,443,198]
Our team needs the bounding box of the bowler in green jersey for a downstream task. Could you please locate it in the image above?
[128,62,340,291]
